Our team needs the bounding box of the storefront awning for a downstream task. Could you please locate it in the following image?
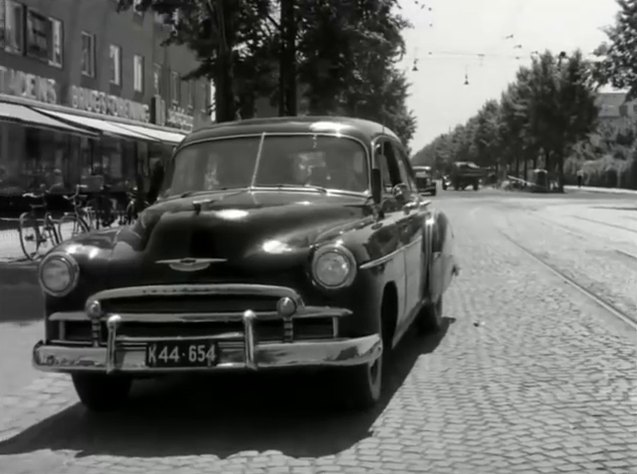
[0,102,98,137]
[113,122,186,145]
[34,108,160,142]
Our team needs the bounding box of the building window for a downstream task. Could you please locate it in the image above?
[24,8,63,66]
[4,0,24,53]
[81,32,95,77]
[0,1,5,47]
[49,17,62,67]
[109,44,122,85]
[133,54,144,92]
[170,71,180,105]
[187,81,194,111]
[199,81,208,113]
[26,9,49,61]
[153,63,161,96]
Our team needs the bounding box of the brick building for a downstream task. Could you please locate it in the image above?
[0,0,212,207]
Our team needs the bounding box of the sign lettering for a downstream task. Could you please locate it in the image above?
[166,105,194,131]
[0,66,58,104]
[69,85,150,122]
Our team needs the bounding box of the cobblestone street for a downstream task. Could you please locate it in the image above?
[0,190,635,474]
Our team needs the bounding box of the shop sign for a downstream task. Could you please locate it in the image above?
[0,66,58,104]
[166,105,194,131]
[69,85,149,122]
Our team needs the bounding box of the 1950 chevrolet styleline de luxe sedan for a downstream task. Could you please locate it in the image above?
[33,116,458,411]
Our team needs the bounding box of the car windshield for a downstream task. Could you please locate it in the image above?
[160,134,369,198]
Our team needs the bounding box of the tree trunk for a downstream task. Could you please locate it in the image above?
[214,52,235,122]
[556,153,564,193]
[515,154,520,178]
[523,154,528,183]
[214,0,235,123]
[283,0,297,116]
[279,0,297,116]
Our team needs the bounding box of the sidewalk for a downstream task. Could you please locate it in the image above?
[565,185,637,195]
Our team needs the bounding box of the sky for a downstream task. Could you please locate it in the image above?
[397,0,622,152]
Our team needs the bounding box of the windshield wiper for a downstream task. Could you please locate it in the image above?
[179,187,246,198]
[266,184,328,194]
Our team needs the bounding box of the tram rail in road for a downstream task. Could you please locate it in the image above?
[498,228,637,331]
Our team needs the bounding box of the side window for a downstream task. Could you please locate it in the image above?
[392,142,417,191]
[374,142,394,193]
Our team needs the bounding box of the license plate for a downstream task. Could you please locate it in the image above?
[145,340,218,368]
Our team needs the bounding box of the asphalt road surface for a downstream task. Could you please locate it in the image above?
[0,188,635,474]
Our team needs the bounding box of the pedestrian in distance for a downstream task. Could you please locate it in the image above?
[577,169,584,188]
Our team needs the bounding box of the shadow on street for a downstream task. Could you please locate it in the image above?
[0,318,455,459]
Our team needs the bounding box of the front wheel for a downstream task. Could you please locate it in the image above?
[338,355,383,411]
[416,297,444,334]
[72,373,132,412]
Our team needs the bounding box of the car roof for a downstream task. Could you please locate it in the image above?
[182,116,401,146]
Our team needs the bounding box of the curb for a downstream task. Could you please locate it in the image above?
[564,185,637,195]
[0,261,43,321]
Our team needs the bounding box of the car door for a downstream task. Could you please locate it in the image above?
[369,139,408,332]
[388,141,427,324]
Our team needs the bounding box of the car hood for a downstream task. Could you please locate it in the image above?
[60,189,374,287]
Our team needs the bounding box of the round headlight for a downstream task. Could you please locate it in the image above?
[311,245,357,289]
[39,253,79,297]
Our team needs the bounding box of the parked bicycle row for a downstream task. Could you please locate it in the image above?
[17,184,147,261]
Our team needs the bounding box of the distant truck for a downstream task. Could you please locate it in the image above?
[412,165,437,196]
[442,161,484,191]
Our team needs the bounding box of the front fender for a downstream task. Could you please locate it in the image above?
[428,210,457,302]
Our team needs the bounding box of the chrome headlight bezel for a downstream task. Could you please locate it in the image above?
[38,252,80,297]
[311,244,357,290]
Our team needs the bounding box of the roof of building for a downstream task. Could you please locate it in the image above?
[181,116,400,146]
[596,92,629,117]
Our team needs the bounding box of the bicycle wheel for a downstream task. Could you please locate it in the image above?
[18,212,42,260]
[58,214,90,242]
[37,214,60,258]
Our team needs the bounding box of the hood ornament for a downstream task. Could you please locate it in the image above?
[156,257,227,272]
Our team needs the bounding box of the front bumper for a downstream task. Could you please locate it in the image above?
[32,333,381,373]
[33,283,383,374]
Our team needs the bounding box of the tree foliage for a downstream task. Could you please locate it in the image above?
[118,0,416,147]
[594,0,637,99]
[412,50,599,192]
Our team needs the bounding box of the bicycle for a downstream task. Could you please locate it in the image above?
[88,184,117,230]
[57,184,93,243]
[18,192,61,261]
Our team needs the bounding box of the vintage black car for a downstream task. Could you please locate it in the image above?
[412,165,437,195]
[33,116,458,411]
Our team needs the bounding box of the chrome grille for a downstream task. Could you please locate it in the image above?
[49,284,345,346]
[97,319,284,344]
[101,294,280,314]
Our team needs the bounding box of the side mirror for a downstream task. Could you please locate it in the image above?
[391,183,409,203]
[371,168,382,204]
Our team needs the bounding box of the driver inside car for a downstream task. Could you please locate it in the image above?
[324,149,367,192]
